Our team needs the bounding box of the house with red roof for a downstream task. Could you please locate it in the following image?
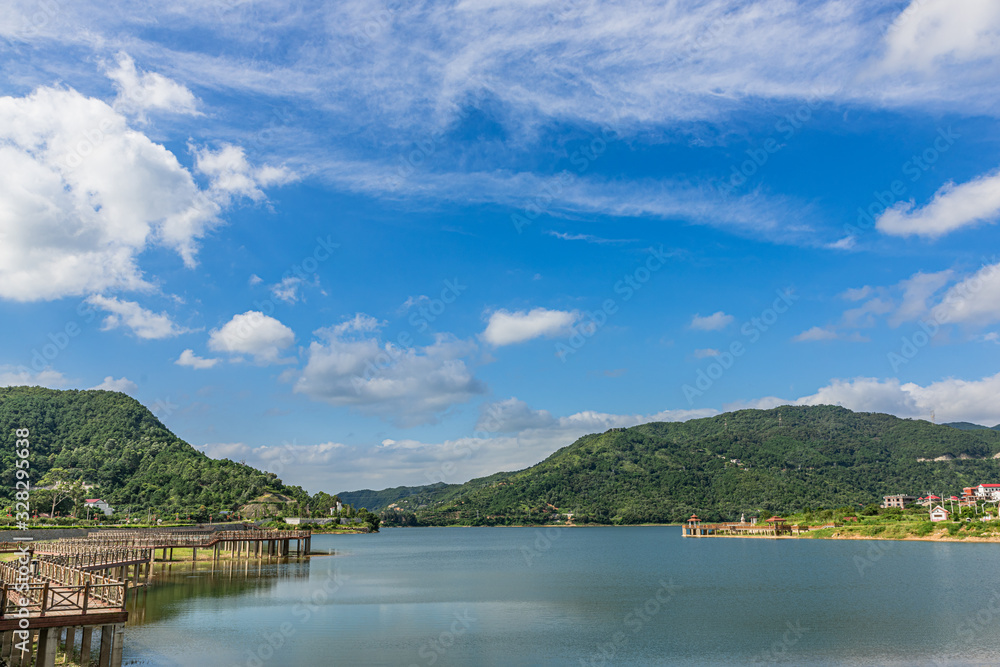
[84,499,113,517]
[929,506,950,522]
[975,484,1000,501]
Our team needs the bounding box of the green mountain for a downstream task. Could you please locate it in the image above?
[369,405,1000,525]
[944,421,1000,431]
[0,386,311,514]
[337,483,459,512]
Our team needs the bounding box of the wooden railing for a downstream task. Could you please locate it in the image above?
[0,561,125,618]
[35,546,152,569]
[35,529,310,551]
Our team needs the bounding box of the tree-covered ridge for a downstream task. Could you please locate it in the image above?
[0,386,311,515]
[386,405,1000,525]
[944,421,1000,431]
[337,482,459,512]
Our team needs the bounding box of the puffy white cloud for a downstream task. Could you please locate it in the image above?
[689,311,733,331]
[737,372,1000,426]
[694,348,720,358]
[0,86,220,300]
[0,366,71,389]
[86,295,189,339]
[882,0,1000,72]
[877,168,1000,239]
[194,143,295,204]
[481,308,578,346]
[208,311,296,365]
[89,376,137,394]
[793,373,1000,426]
[294,321,485,426]
[175,349,220,370]
[106,52,199,117]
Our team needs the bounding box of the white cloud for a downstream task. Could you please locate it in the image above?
[194,143,296,204]
[199,442,252,459]
[0,86,221,300]
[271,276,303,304]
[792,326,868,343]
[877,168,1000,239]
[931,261,1000,326]
[86,295,189,339]
[106,52,199,117]
[826,236,856,250]
[477,398,555,433]
[842,297,893,328]
[694,348,720,358]
[481,308,578,346]
[882,0,1000,72]
[332,313,383,336]
[890,270,952,326]
[0,366,71,389]
[294,322,485,427]
[175,349,220,370]
[689,311,733,331]
[208,311,296,365]
[793,372,1000,426]
[545,231,633,245]
[248,274,263,286]
[792,326,839,342]
[89,376,137,394]
[840,286,873,302]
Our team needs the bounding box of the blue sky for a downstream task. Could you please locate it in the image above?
[2,0,1000,494]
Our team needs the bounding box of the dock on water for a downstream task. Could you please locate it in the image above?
[681,514,806,537]
[0,527,312,666]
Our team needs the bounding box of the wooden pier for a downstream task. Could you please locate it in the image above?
[0,527,312,666]
[681,515,806,537]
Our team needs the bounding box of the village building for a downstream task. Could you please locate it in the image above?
[84,498,113,516]
[929,506,951,522]
[974,484,1000,501]
[881,494,917,509]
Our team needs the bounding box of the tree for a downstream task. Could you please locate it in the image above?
[38,468,85,517]
[364,514,381,533]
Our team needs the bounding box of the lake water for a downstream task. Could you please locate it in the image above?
[122,527,1000,666]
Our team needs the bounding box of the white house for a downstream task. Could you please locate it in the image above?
[84,499,113,517]
[975,484,1000,501]
[929,506,950,522]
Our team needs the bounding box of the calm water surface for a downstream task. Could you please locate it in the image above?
[122,527,1000,666]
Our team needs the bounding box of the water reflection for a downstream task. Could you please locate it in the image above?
[126,555,317,626]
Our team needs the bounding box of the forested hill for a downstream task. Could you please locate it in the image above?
[944,421,1000,431]
[0,386,310,514]
[337,483,459,512]
[377,405,1000,525]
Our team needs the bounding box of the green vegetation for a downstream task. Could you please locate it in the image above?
[776,503,1000,541]
[338,483,460,512]
[0,387,325,520]
[356,405,1000,525]
[944,422,1000,432]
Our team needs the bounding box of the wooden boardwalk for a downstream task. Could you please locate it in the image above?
[681,515,806,537]
[0,527,312,666]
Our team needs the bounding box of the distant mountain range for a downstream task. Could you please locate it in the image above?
[943,422,1000,431]
[341,405,1000,524]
